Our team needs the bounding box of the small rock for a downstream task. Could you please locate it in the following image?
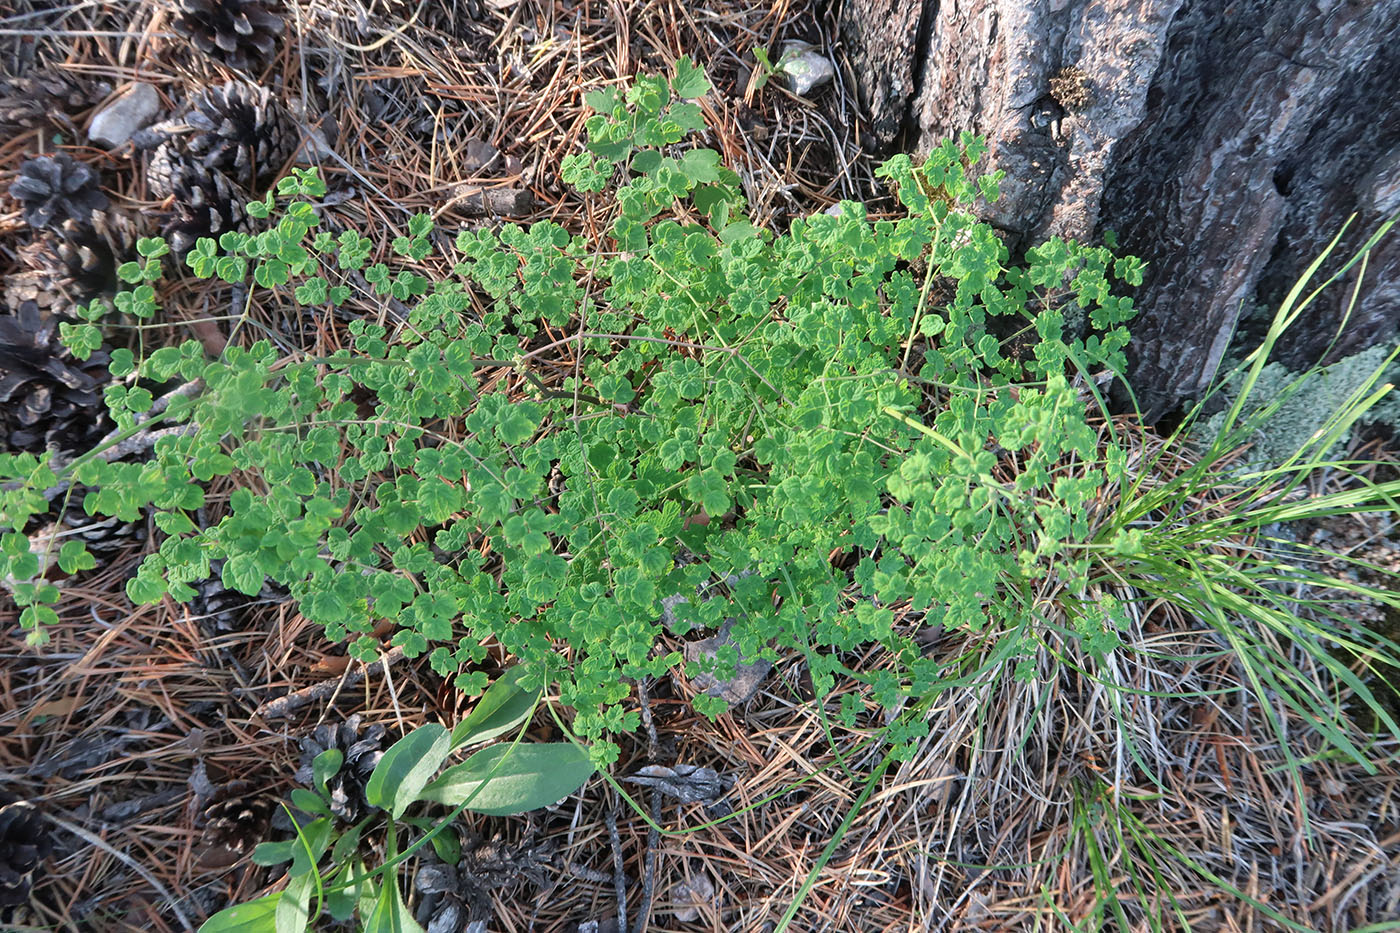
[671,872,715,922]
[461,137,498,175]
[1319,776,1348,796]
[286,98,338,163]
[574,921,621,933]
[912,758,963,810]
[449,184,533,216]
[88,83,161,148]
[293,125,336,163]
[659,592,691,632]
[779,41,835,96]
[187,759,217,807]
[684,619,773,705]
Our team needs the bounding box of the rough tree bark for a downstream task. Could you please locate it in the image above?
[837,0,1400,420]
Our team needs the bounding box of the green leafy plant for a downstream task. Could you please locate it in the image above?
[0,60,1147,767]
[750,46,778,92]
[766,234,1400,930]
[0,59,1393,787]
[199,666,593,932]
[2,56,1398,932]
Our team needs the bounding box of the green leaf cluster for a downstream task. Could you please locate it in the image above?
[203,667,593,933]
[2,61,1146,758]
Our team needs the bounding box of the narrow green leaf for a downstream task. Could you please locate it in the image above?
[450,665,541,749]
[365,723,452,819]
[362,874,423,933]
[287,818,332,877]
[418,742,594,815]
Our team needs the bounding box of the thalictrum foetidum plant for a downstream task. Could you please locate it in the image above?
[3,59,1393,785]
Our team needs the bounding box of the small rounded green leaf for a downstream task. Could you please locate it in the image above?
[57,540,96,574]
[251,840,294,867]
[108,348,136,378]
[222,554,264,596]
[19,605,59,630]
[312,748,344,792]
[289,788,330,818]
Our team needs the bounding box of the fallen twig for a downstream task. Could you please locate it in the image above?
[607,799,629,933]
[253,645,406,721]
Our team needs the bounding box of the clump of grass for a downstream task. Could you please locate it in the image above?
[795,218,1400,931]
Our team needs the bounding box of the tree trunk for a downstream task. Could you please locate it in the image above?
[837,0,1400,421]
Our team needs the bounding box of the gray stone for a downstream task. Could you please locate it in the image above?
[684,619,773,706]
[623,763,727,804]
[88,83,161,148]
[671,873,716,922]
[779,40,835,96]
[286,99,337,163]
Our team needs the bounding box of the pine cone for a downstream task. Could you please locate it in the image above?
[8,153,108,230]
[415,833,554,931]
[150,154,247,257]
[184,82,298,186]
[0,797,53,909]
[143,141,183,201]
[196,782,273,869]
[27,217,130,306]
[189,563,287,632]
[0,293,112,455]
[0,68,111,135]
[169,0,284,72]
[138,81,298,192]
[459,832,552,890]
[294,715,386,823]
[190,571,256,633]
[414,856,473,933]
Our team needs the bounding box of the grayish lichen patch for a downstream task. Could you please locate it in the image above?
[1193,343,1400,472]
